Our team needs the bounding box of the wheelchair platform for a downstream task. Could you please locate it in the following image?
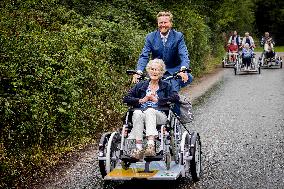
[104,161,183,180]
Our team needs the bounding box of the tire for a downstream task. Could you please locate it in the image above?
[222,60,225,68]
[98,133,111,178]
[234,67,237,75]
[189,133,202,181]
[280,59,283,69]
[258,67,261,74]
[105,132,120,175]
[121,161,131,170]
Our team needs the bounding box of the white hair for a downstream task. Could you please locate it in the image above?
[146,59,166,77]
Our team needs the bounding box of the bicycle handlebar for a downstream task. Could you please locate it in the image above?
[126,68,191,81]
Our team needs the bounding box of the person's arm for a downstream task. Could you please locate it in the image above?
[123,84,141,107]
[250,36,255,48]
[241,37,245,47]
[178,33,190,69]
[137,34,153,72]
[260,37,264,46]
[158,84,180,106]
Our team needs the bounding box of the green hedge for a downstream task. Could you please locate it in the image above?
[0,0,228,187]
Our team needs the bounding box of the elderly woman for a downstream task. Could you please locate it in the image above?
[242,43,253,70]
[123,59,180,159]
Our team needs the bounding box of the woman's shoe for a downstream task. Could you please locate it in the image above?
[130,148,144,160]
[144,144,156,157]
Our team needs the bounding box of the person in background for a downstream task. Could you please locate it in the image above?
[133,11,193,92]
[260,32,275,59]
[227,39,239,62]
[261,32,275,47]
[124,59,180,159]
[242,32,255,50]
[228,30,241,48]
[264,38,275,61]
[242,43,253,70]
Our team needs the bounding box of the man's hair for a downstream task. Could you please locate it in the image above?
[156,11,173,22]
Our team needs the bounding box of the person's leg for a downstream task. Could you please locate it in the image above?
[130,110,145,159]
[144,108,159,137]
[144,108,166,156]
[131,110,145,141]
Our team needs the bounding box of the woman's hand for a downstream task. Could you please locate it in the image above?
[139,96,150,104]
[148,94,158,102]
[139,94,158,104]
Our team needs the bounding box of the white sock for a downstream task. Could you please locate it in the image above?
[136,143,143,150]
[147,140,154,145]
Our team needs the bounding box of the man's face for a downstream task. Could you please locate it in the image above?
[157,16,172,35]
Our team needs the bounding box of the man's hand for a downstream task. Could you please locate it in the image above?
[132,74,141,83]
[178,72,188,83]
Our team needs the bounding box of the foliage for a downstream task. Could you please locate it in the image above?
[0,0,259,187]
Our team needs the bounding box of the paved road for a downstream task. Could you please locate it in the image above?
[187,56,284,188]
[41,53,284,189]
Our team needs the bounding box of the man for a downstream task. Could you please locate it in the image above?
[241,32,255,49]
[261,32,275,47]
[132,11,193,91]
[228,30,241,47]
[260,32,275,59]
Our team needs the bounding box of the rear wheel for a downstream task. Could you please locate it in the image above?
[234,67,237,75]
[258,67,261,74]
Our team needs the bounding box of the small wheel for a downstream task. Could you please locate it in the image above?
[222,60,225,68]
[258,67,261,74]
[189,133,202,181]
[121,161,131,170]
[280,58,283,68]
[234,67,237,75]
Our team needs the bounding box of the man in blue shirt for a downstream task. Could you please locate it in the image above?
[133,11,193,91]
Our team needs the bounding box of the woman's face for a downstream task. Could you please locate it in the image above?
[148,63,163,81]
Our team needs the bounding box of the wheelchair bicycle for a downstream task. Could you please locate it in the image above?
[222,52,240,68]
[234,53,261,75]
[258,51,283,69]
[98,70,201,182]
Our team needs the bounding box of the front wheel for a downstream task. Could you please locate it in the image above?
[189,132,202,181]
